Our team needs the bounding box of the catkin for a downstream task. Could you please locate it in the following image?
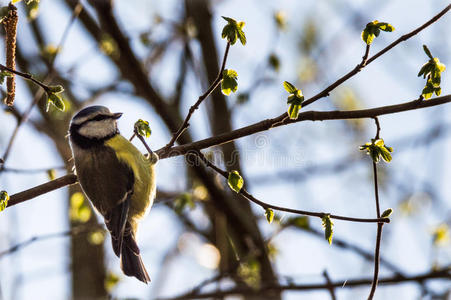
[3,4,17,106]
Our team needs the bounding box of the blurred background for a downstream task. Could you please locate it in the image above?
[0,0,450,299]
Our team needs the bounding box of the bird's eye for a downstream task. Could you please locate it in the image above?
[91,115,110,121]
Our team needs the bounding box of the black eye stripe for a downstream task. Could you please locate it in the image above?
[91,114,110,121]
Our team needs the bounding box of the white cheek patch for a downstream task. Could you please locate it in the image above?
[78,119,116,139]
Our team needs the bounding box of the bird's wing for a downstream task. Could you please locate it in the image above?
[104,189,132,257]
[75,145,136,257]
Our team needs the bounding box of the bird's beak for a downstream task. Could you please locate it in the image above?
[112,112,123,119]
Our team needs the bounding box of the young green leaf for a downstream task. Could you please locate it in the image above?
[47,85,64,94]
[221,69,238,96]
[360,138,393,163]
[265,208,274,224]
[321,214,334,245]
[361,20,395,45]
[221,16,246,46]
[228,170,244,193]
[422,80,441,99]
[283,81,304,119]
[0,190,9,211]
[134,119,152,138]
[283,81,297,93]
[423,45,433,60]
[288,104,301,120]
[381,208,393,218]
[47,93,65,112]
[418,45,446,99]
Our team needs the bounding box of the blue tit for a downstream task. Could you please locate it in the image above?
[69,105,158,283]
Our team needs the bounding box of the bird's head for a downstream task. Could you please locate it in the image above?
[69,106,122,144]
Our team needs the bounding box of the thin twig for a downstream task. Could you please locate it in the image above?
[192,151,389,224]
[368,223,383,300]
[132,127,155,156]
[0,63,50,92]
[368,117,384,300]
[163,42,231,150]
[373,117,381,140]
[361,45,371,67]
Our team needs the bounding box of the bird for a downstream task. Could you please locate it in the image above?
[68,105,158,283]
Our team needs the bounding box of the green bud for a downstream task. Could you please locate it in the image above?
[0,190,9,211]
[381,208,393,218]
[134,119,152,138]
[265,208,274,224]
[228,170,244,193]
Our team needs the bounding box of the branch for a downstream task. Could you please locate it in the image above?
[157,268,450,300]
[192,151,389,224]
[163,42,231,150]
[157,94,451,159]
[6,174,78,208]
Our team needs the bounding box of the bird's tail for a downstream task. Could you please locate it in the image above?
[120,232,150,283]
